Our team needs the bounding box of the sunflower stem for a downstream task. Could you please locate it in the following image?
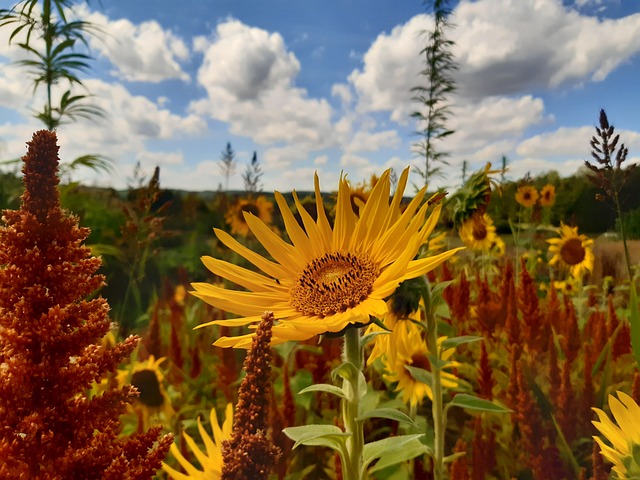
[342,326,365,480]
[422,279,445,480]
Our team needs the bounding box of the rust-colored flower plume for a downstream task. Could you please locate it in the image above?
[0,131,172,479]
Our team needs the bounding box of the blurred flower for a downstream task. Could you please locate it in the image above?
[547,223,594,279]
[459,213,498,252]
[162,404,233,480]
[384,333,459,408]
[118,355,174,430]
[490,236,506,256]
[515,185,539,208]
[593,391,640,479]
[539,184,556,207]
[225,195,274,237]
[192,168,463,348]
[553,277,581,296]
[427,231,448,254]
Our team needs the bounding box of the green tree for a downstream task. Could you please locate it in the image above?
[411,0,457,186]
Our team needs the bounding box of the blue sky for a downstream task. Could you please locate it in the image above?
[1,0,639,192]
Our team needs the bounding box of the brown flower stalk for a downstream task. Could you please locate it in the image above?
[221,311,281,480]
[0,131,172,478]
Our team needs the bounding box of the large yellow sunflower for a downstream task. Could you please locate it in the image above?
[515,185,539,207]
[547,223,594,279]
[593,391,640,479]
[192,168,463,348]
[383,330,459,408]
[458,213,498,252]
[225,195,274,237]
[539,184,556,207]
[163,403,233,480]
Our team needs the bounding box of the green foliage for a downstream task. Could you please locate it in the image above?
[411,0,457,186]
[0,0,104,130]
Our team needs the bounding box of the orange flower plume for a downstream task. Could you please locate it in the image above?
[0,131,172,478]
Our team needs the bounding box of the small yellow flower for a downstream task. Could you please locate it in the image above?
[547,223,594,279]
[539,184,556,207]
[593,391,640,479]
[163,404,233,480]
[458,213,498,252]
[515,185,539,208]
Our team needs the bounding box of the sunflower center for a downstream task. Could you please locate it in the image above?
[291,252,380,318]
[472,222,488,241]
[131,369,164,407]
[240,203,260,218]
[560,238,586,266]
[410,352,431,371]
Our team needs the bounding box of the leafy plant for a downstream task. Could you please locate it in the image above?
[411,0,458,186]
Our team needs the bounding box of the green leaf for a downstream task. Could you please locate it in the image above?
[360,329,389,348]
[443,451,467,464]
[404,365,432,386]
[440,336,483,350]
[448,394,511,413]
[368,438,428,473]
[298,383,346,399]
[363,434,424,470]
[283,425,350,452]
[356,408,419,429]
[630,284,640,369]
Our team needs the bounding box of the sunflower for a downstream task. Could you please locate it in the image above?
[383,330,459,408]
[117,355,174,430]
[191,168,464,348]
[539,184,556,207]
[547,223,594,279]
[163,404,233,480]
[515,185,539,207]
[366,300,423,367]
[553,277,581,296]
[458,213,498,252]
[593,391,640,479]
[225,195,274,237]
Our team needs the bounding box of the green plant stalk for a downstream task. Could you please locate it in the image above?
[342,327,365,480]
[422,281,445,480]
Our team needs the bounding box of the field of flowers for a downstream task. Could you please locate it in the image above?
[1,119,640,479]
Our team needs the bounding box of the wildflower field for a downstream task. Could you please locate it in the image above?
[1,2,639,477]
[2,115,640,480]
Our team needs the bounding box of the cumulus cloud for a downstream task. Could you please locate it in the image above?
[454,0,640,98]
[190,19,336,151]
[76,4,190,83]
[348,0,640,119]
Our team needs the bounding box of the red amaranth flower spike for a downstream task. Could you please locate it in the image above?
[0,130,171,478]
[221,311,281,480]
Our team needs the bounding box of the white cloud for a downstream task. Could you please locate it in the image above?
[77,5,190,83]
[348,14,428,122]
[348,0,640,121]
[454,0,640,98]
[190,19,336,149]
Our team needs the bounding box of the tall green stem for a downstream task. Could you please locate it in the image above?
[342,327,365,480]
[422,280,445,480]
